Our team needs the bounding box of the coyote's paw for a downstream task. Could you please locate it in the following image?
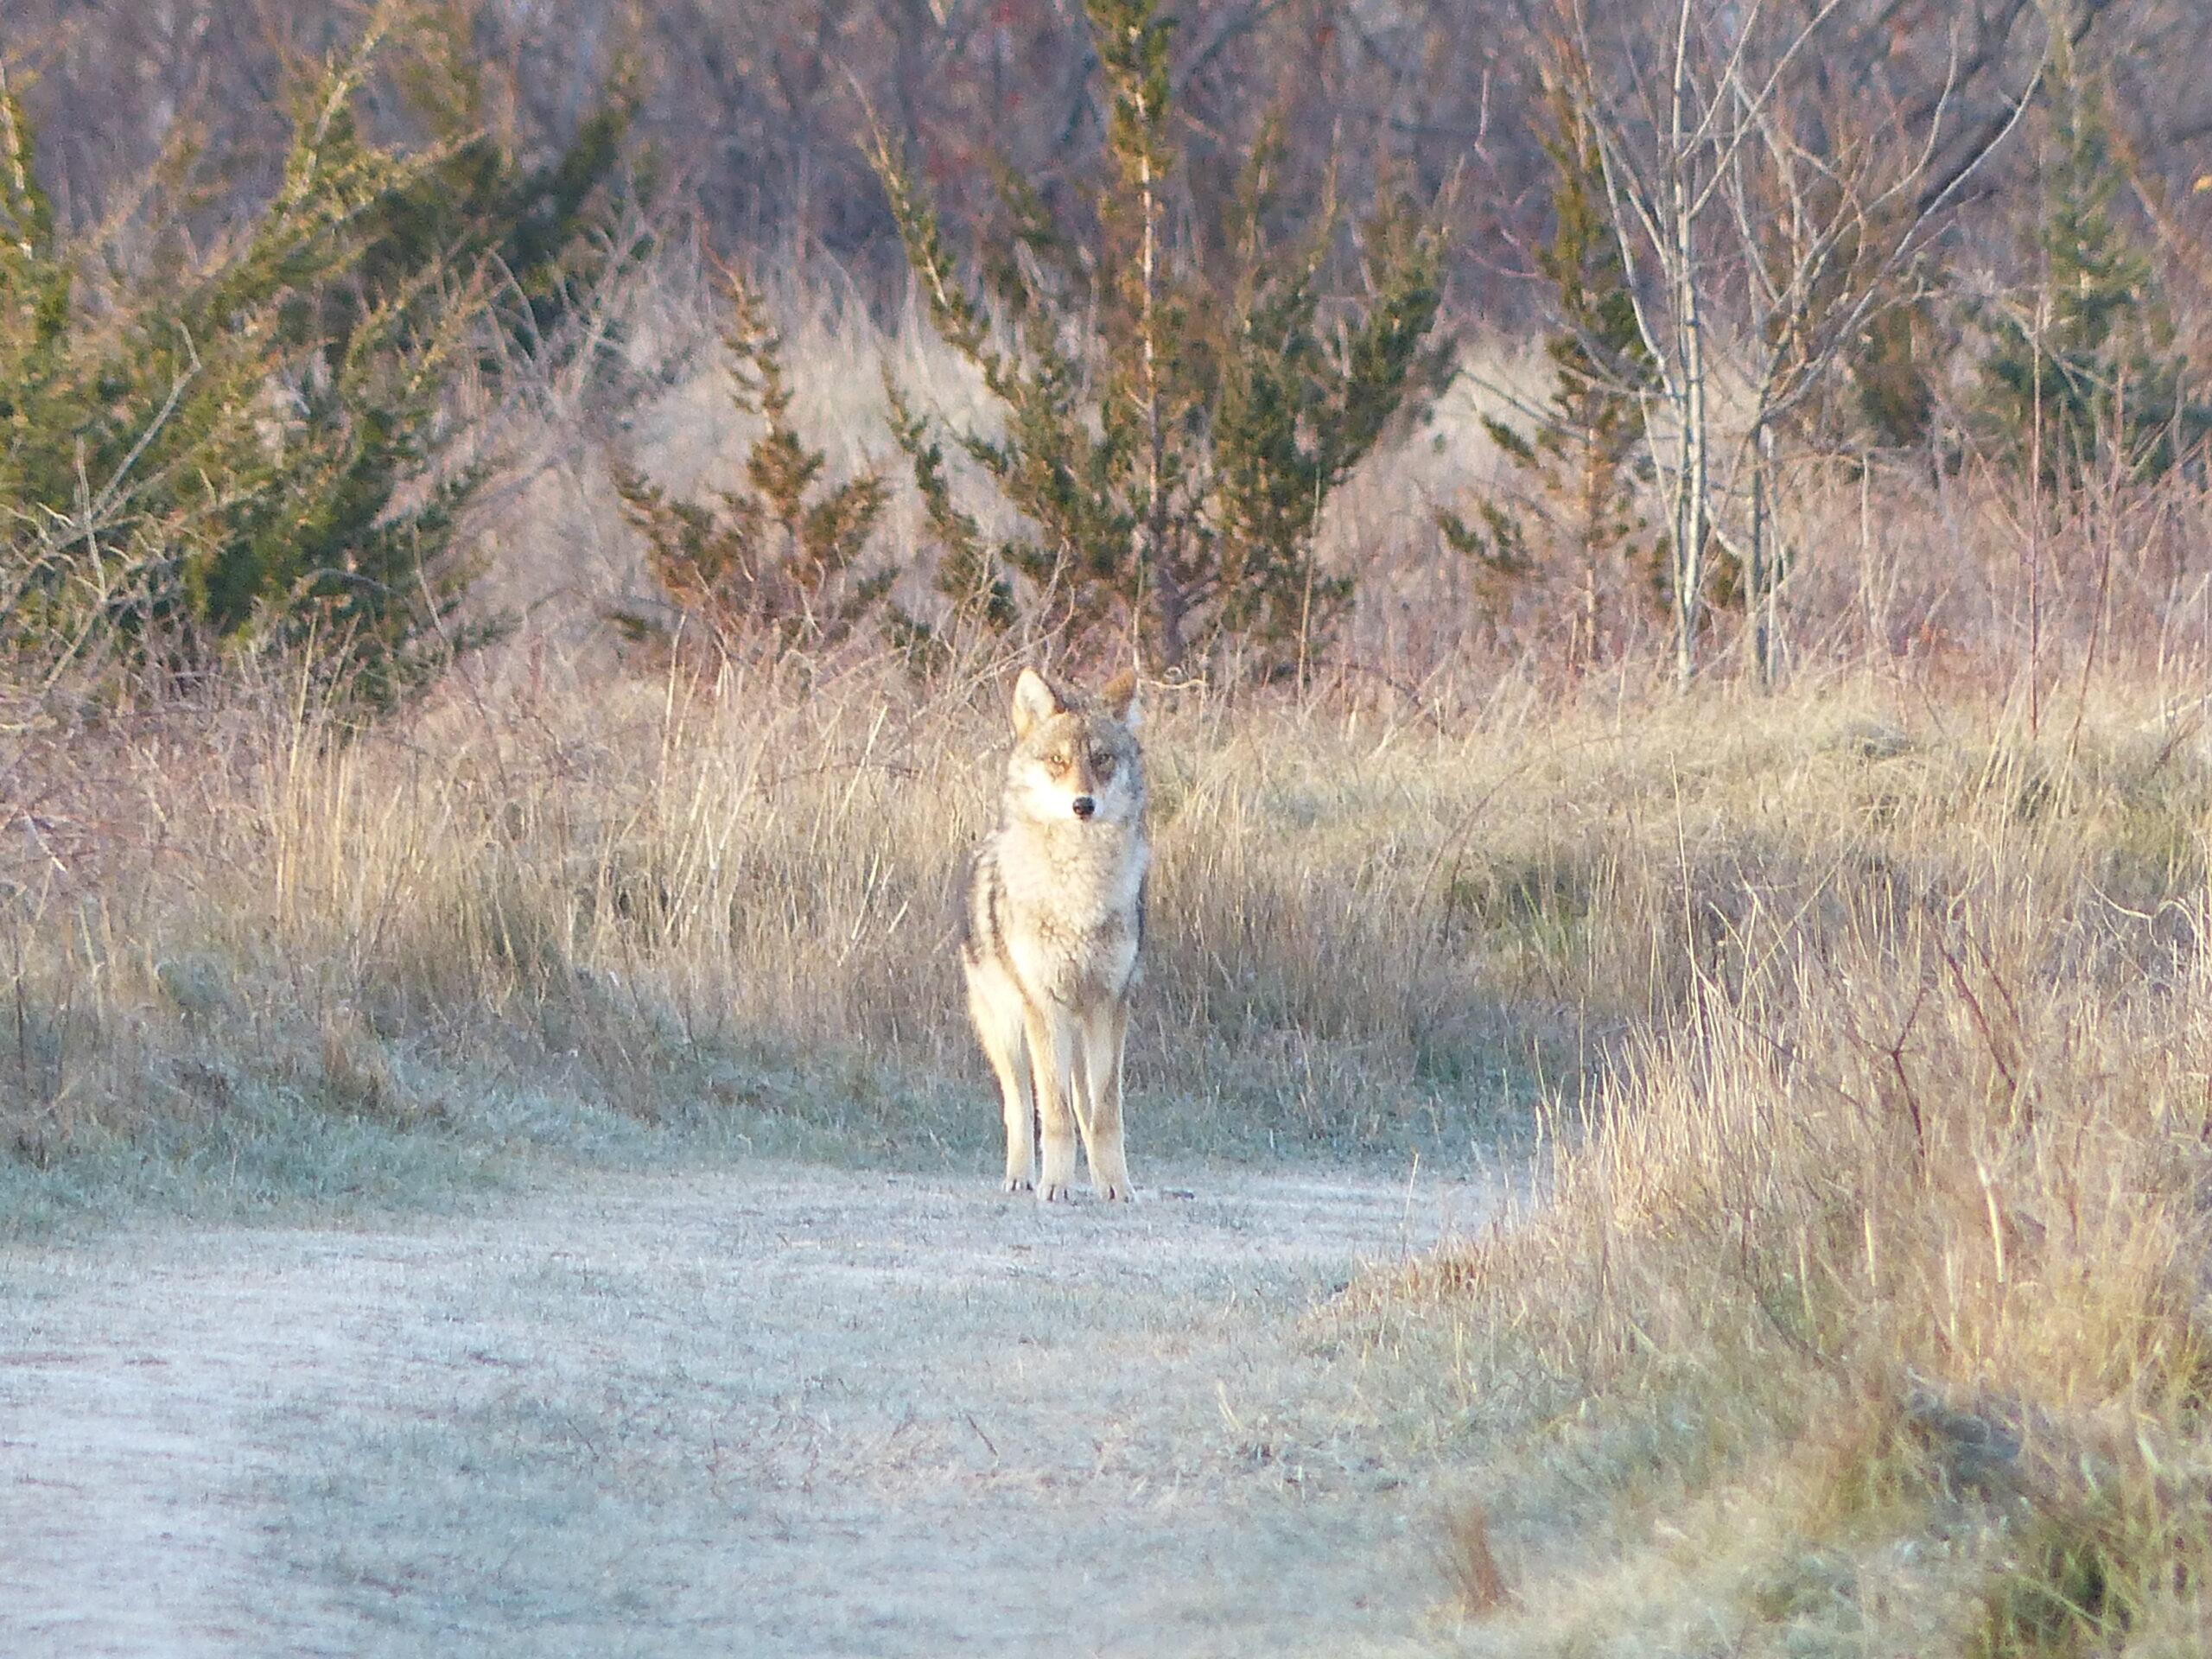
[1038,1178,1077,1204]
[1002,1175,1034,1195]
[1094,1178,1136,1204]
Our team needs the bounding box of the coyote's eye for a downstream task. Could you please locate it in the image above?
[1046,751,1071,773]
[1091,752,1115,774]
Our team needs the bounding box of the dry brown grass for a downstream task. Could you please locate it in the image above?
[20,620,2212,1651]
[0,642,1560,1218]
[1330,661,2212,1652]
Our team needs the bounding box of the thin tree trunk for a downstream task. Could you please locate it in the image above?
[1750,417,1777,690]
[1670,235,1709,690]
[1668,0,1707,693]
[1135,90,1180,669]
[2027,288,2046,738]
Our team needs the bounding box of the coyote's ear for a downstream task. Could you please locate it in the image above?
[1102,667,1141,729]
[1011,667,1062,737]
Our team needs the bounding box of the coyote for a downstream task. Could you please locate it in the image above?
[959,666,1149,1201]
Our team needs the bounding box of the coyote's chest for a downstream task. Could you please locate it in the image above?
[990,823,1148,1007]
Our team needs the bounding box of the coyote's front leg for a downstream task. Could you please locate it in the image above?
[1025,1002,1080,1202]
[967,964,1039,1192]
[983,1018,1037,1193]
[1075,1001,1134,1201]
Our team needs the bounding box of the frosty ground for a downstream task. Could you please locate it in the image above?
[0,1160,1497,1657]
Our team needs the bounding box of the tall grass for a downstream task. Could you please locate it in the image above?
[1352,666,2212,1652]
[0,643,1561,1219]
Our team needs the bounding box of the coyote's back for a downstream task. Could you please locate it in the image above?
[960,666,1148,1201]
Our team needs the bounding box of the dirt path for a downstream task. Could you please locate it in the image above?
[0,1161,1496,1657]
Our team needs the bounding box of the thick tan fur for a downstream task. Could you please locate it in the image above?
[959,666,1149,1201]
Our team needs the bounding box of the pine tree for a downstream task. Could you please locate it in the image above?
[1439,80,1659,660]
[868,0,1445,677]
[879,374,1014,677]
[614,269,893,656]
[0,15,639,708]
[1976,18,2209,489]
[1850,300,1938,454]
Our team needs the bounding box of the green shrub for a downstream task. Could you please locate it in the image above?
[868,0,1447,677]
[613,267,895,657]
[1439,78,1660,658]
[1973,22,2209,492]
[0,12,637,708]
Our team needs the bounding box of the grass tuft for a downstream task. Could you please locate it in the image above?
[1441,1501,1516,1617]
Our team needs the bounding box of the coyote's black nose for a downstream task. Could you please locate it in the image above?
[1071,795,1096,819]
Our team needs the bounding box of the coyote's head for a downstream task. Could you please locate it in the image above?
[1002,666,1146,830]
